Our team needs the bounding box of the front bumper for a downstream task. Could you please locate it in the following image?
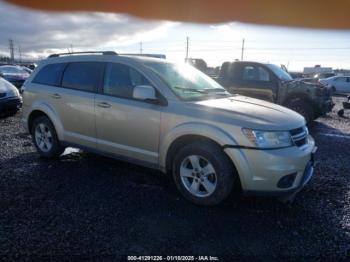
[317,98,334,116]
[224,136,316,196]
[0,96,22,114]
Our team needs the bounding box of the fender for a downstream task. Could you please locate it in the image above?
[159,121,238,169]
[27,100,65,141]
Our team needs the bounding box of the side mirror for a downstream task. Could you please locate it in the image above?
[133,85,158,103]
[0,72,4,78]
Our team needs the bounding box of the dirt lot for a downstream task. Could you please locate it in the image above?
[0,96,349,260]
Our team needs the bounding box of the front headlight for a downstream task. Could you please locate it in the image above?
[242,128,292,149]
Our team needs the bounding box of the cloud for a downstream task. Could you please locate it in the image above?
[0,2,178,59]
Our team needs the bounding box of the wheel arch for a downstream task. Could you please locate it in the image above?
[160,122,238,173]
[163,132,243,194]
[27,103,64,140]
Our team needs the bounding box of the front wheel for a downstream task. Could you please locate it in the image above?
[31,116,65,158]
[172,141,236,205]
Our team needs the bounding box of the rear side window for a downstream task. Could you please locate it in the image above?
[62,62,104,92]
[335,77,347,82]
[32,63,66,86]
[103,63,150,99]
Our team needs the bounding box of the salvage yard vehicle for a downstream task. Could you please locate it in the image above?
[319,76,350,94]
[0,65,31,91]
[215,61,334,123]
[0,77,22,117]
[22,51,316,205]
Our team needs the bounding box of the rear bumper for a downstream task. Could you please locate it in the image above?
[0,97,22,113]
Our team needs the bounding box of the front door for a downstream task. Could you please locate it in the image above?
[232,64,277,102]
[95,62,161,164]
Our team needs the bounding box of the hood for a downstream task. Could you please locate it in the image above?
[0,77,19,97]
[194,95,305,130]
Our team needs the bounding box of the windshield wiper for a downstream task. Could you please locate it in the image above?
[203,88,230,94]
[173,86,209,94]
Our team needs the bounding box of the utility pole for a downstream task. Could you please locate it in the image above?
[185,36,189,62]
[241,38,245,61]
[18,45,22,63]
[67,44,73,54]
[139,41,143,54]
[9,39,14,64]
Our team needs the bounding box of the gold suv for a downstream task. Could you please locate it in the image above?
[22,51,316,205]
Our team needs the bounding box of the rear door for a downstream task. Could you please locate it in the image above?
[57,62,104,148]
[334,77,348,92]
[345,77,350,93]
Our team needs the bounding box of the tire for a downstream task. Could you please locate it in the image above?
[285,99,314,124]
[31,115,65,158]
[338,109,344,117]
[172,141,236,206]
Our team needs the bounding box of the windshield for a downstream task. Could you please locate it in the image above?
[266,64,293,81]
[145,62,229,100]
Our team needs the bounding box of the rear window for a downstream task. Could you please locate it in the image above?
[62,62,104,92]
[32,63,66,86]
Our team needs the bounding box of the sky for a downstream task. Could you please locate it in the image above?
[1,2,350,72]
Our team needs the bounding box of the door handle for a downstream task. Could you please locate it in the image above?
[97,102,111,108]
[51,93,61,99]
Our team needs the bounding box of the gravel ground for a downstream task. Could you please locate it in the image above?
[0,96,349,260]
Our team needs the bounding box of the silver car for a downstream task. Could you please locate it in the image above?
[22,51,316,205]
[320,76,350,93]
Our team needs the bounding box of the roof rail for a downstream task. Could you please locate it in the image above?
[48,51,117,58]
[121,53,166,59]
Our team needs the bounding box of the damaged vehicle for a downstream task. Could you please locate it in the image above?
[22,52,316,205]
[216,61,334,123]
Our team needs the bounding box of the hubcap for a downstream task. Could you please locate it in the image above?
[180,155,217,197]
[35,123,53,152]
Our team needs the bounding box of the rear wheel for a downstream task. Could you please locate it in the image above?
[285,99,314,124]
[31,116,65,158]
[172,141,236,205]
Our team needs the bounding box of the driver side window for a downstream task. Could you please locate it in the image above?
[242,65,270,82]
[103,63,151,99]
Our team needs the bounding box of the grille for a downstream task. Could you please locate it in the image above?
[290,126,308,148]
